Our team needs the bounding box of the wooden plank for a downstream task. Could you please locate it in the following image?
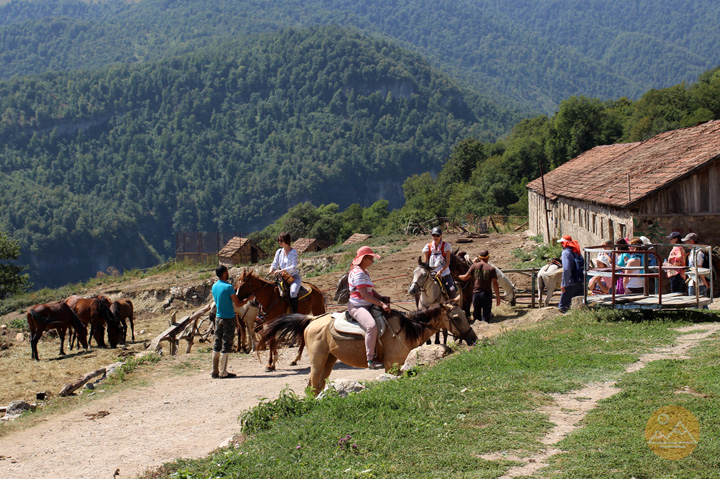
[59,368,106,397]
[147,303,212,352]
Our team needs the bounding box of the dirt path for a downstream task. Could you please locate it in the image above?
[0,348,381,479]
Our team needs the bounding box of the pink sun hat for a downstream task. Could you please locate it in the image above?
[351,246,381,266]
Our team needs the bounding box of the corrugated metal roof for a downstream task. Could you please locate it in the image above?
[527,120,720,208]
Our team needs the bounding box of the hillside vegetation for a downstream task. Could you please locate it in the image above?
[0,26,512,287]
[1,0,719,113]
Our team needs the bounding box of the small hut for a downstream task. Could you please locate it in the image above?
[342,233,372,246]
[292,238,332,255]
[218,237,266,266]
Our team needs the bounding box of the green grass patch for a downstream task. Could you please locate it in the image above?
[144,309,703,478]
[543,323,720,478]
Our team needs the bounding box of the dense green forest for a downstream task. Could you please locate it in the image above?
[1,0,719,114]
[0,26,514,287]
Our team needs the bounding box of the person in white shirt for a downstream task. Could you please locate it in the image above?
[269,232,301,313]
[422,227,458,299]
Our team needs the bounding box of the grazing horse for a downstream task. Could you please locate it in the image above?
[27,301,89,360]
[537,259,563,307]
[66,295,121,349]
[111,298,135,343]
[234,269,326,371]
[259,302,477,394]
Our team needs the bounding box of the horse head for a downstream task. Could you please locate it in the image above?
[96,296,121,348]
[236,269,271,302]
[408,257,432,296]
[438,301,477,345]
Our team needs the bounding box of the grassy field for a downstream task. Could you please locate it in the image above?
[145,308,719,479]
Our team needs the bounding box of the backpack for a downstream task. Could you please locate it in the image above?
[334,273,350,305]
[571,252,585,283]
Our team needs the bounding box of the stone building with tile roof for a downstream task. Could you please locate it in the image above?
[218,236,266,266]
[526,120,720,247]
[291,238,333,255]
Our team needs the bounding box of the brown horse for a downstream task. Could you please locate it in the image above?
[66,295,121,349]
[234,269,326,371]
[259,302,477,394]
[27,301,89,360]
[111,298,135,343]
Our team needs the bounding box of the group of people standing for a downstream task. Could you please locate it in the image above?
[558,231,712,314]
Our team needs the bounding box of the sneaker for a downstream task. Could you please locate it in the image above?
[367,360,384,370]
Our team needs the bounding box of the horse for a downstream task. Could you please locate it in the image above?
[259,302,477,394]
[408,257,459,344]
[27,301,89,360]
[537,259,563,307]
[234,269,326,371]
[66,295,121,349]
[234,298,262,353]
[110,298,135,343]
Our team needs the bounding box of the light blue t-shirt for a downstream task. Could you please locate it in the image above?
[212,279,236,319]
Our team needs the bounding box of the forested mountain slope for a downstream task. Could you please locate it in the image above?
[1,0,719,114]
[0,26,510,287]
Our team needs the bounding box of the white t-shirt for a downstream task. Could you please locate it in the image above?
[422,240,451,276]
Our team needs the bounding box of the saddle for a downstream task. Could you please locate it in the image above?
[277,280,311,301]
[330,306,387,340]
[432,273,449,298]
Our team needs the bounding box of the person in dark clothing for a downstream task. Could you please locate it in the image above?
[458,250,500,323]
[557,235,584,313]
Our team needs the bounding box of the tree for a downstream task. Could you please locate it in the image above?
[0,231,30,300]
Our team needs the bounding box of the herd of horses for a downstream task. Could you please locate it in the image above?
[26,296,134,361]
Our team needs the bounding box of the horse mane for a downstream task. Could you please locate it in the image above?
[395,304,444,342]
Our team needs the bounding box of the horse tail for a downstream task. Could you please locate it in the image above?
[68,306,86,336]
[258,313,314,350]
[27,308,42,334]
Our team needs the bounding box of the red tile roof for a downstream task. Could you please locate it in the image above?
[527,120,720,208]
[218,236,251,256]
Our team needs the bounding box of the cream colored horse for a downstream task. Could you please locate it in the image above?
[259,302,477,394]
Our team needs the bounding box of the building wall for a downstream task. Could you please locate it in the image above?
[528,190,634,247]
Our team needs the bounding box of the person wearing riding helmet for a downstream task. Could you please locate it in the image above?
[347,246,391,370]
[269,231,301,313]
[422,227,458,299]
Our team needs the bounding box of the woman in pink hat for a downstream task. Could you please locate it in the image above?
[347,246,392,369]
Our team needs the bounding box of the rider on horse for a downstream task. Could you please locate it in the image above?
[269,231,301,313]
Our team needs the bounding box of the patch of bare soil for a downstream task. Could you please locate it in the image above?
[0,232,576,479]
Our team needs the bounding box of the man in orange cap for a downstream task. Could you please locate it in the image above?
[557,235,584,313]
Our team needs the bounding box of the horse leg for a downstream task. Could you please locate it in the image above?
[290,337,305,366]
[30,331,42,361]
[58,327,66,356]
[319,355,338,392]
[129,313,135,342]
[121,318,128,344]
[265,338,276,372]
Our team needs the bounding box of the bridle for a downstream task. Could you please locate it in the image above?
[411,266,444,307]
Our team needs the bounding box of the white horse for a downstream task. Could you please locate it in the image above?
[537,260,563,307]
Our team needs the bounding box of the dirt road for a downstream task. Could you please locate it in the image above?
[0,349,381,479]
